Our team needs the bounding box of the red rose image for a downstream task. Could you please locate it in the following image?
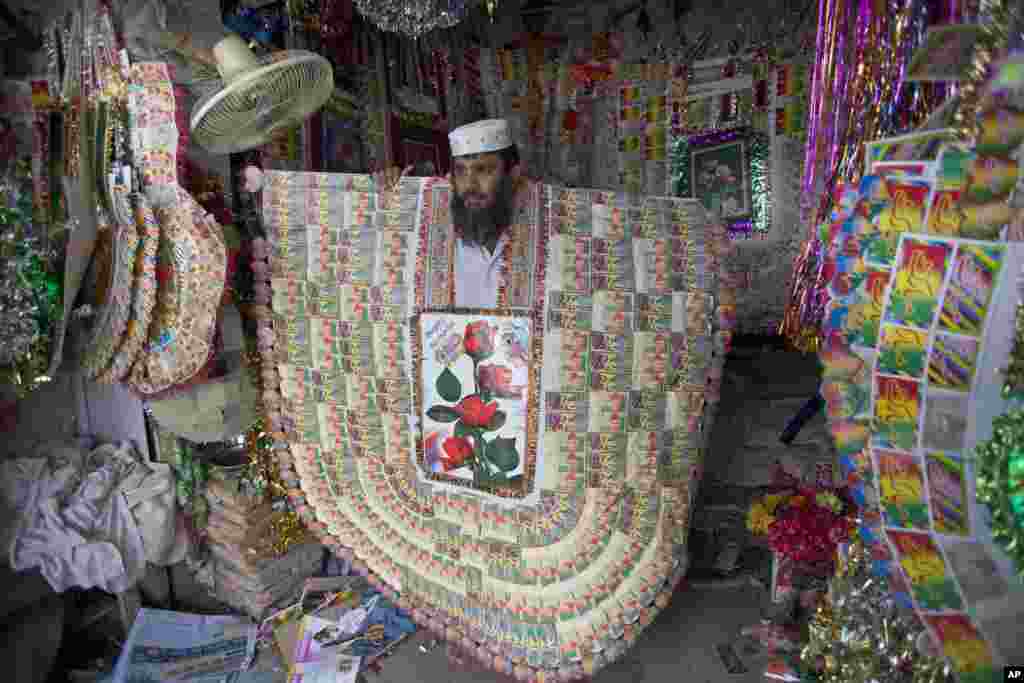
[424,431,475,472]
[478,364,522,399]
[441,436,474,471]
[463,321,496,361]
[455,395,499,428]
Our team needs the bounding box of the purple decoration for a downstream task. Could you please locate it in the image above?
[687,127,745,149]
[726,219,754,239]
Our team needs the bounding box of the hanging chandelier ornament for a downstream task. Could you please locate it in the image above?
[352,0,498,39]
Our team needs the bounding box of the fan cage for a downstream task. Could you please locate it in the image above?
[191,52,334,155]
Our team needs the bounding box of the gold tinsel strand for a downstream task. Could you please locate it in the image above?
[268,510,311,556]
[800,540,954,683]
[955,0,1018,142]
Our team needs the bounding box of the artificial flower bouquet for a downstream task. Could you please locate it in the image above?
[748,485,855,576]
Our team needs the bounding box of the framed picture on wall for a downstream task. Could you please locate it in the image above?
[390,113,451,176]
[691,140,750,220]
[673,126,771,237]
[321,90,365,173]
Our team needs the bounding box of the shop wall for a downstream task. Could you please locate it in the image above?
[15,0,811,335]
[477,0,814,336]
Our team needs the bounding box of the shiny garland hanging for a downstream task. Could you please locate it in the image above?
[782,0,956,351]
[0,160,63,397]
[799,540,954,683]
[973,408,1024,578]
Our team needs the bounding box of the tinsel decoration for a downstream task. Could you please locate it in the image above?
[749,131,772,233]
[0,160,62,397]
[268,510,311,556]
[973,408,1024,578]
[953,0,1019,143]
[672,136,691,202]
[800,540,954,683]
[170,437,211,533]
[244,418,287,502]
[1004,303,1024,399]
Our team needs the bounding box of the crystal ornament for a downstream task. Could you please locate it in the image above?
[352,0,495,38]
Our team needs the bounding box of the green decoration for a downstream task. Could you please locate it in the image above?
[1002,303,1024,400]
[974,408,1024,577]
[0,159,63,397]
[426,405,460,422]
[749,131,772,233]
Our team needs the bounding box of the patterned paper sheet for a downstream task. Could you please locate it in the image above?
[260,172,731,680]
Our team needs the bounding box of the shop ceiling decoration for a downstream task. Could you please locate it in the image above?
[256,171,735,679]
[353,0,498,38]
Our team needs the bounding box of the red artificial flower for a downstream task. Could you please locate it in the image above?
[455,395,499,428]
[463,321,496,361]
[767,490,851,573]
[478,364,522,399]
[441,436,474,471]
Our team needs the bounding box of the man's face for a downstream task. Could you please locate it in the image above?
[452,152,506,207]
[450,151,518,247]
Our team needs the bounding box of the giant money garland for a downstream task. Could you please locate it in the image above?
[256,171,734,679]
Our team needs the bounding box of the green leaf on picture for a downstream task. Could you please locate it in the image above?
[426,405,460,422]
[488,437,520,472]
[436,367,462,402]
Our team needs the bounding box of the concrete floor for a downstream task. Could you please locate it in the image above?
[1,339,824,682]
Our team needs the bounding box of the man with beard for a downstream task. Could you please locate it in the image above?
[377,118,526,309]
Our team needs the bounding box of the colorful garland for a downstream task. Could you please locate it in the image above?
[800,540,953,683]
[0,159,63,397]
[973,408,1024,578]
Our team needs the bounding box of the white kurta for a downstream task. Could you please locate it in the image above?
[453,234,508,309]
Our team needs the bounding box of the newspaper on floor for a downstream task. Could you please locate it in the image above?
[111,608,258,683]
[290,615,360,683]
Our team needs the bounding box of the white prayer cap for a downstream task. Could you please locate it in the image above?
[448,119,513,157]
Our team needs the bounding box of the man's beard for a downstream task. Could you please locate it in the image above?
[451,173,517,249]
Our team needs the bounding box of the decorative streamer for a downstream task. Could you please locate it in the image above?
[784,0,946,350]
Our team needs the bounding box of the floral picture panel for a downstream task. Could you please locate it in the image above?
[416,312,536,496]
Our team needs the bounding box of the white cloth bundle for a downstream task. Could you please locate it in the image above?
[0,440,187,593]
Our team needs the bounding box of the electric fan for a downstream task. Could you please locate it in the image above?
[185,34,334,154]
